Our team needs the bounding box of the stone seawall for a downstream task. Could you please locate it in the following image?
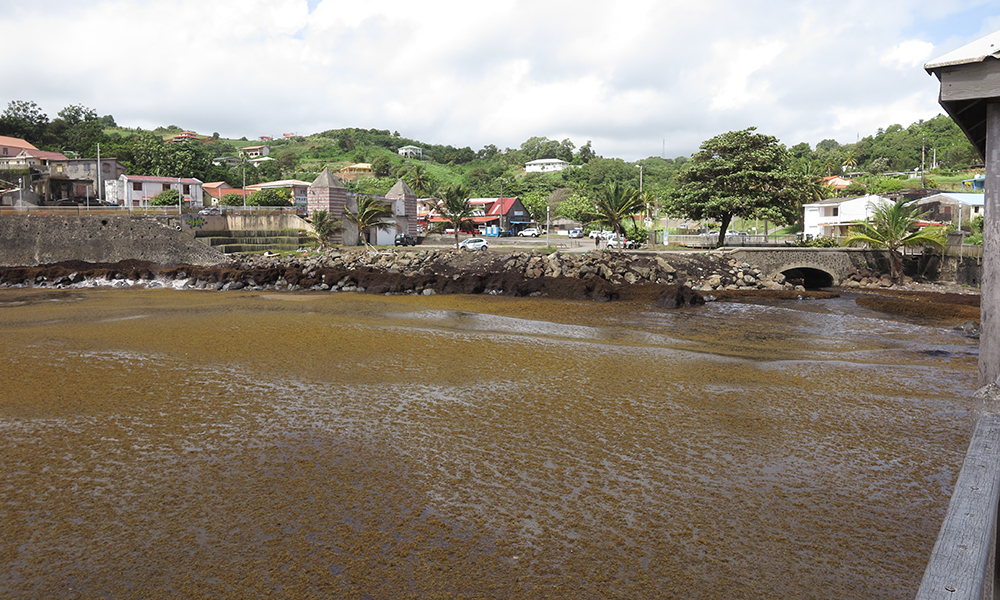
[0,215,224,267]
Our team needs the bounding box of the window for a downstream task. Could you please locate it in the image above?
[103,163,110,173]
[163,183,171,192]
[832,207,839,217]
[84,163,90,171]
[132,182,142,191]
[183,184,190,195]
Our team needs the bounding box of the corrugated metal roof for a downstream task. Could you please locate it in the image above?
[925,30,1000,70]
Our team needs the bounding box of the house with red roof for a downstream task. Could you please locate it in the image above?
[0,135,37,158]
[203,182,248,205]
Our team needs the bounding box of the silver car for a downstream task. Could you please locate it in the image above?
[456,237,489,251]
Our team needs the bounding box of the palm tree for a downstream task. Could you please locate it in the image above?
[588,181,643,250]
[438,184,476,247]
[407,165,431,196]
[344,195,394,250]
[311,210,342,249]
[842,150,858,172]
[842,198,947,281]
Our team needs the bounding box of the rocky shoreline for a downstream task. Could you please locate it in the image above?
[0,247,979,316]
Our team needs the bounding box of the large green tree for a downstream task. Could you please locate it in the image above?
[665,127,804,246]
[842,198,947,280]
[0,100,49,143]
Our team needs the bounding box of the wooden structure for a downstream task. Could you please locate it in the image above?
[925,31,1000,387]
[921,30,1000,599]
[914,414,1000,599]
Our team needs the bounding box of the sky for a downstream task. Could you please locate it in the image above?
[3,0,1000,161]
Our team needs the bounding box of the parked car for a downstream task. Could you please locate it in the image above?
[456,237,489,251]
[518,228,541,237]
[606,235,641,249]
[394,233,417,246]
[568,228,584,238]
[198,206,223,216]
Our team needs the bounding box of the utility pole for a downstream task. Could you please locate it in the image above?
[921,134,927,189]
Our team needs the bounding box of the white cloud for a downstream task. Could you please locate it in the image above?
[0,0,997,160]
[880,40,935,69]
[708,39,788,111]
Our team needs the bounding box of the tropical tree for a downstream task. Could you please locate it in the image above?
[311,209,342,248]
[438,184,476,247]
[664,127,805,247]
[407,164,432,195]
[588,181,644,249]
[246,188,292,207]
[150,188,180,206]
[344,195,394,249]
[220,192,245,206]
[842,198,947,280]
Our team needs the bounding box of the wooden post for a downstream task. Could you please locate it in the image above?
[915,414,1000,599]
[983,103,1000,387]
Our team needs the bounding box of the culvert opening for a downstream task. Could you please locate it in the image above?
[781,268,834,290]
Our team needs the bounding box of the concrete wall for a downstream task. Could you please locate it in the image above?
[0,215,224,267]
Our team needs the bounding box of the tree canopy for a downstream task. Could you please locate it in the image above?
[664,128,806,246]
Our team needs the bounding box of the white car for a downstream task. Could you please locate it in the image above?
[456,237,489,251]
[568,228,584,238]
[605,235,640,249]
[518,228,540,237]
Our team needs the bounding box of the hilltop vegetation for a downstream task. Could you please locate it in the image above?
[0,99,982,224]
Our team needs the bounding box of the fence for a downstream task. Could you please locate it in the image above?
[0,205,305,217]
[915,413,1000,600]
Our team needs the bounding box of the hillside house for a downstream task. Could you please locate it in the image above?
[398,145,422,159]
[241,145,270,158]
[338,163,373,181]
[525,158,569,173]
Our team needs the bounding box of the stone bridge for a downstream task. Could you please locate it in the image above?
[726,248,894,287]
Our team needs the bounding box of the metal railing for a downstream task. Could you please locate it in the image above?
[915,414,1000,600]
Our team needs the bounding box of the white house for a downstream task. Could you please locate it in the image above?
[802,194,892,238]
[525,158,570,173]
[241,145,270,158]
[107,174,204,208]
[398,145,422,159]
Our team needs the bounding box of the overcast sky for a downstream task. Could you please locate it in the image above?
[2,0,999,161]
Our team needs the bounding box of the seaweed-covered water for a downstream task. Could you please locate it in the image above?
[0,288,979,599]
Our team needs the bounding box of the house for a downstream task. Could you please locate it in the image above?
[171,131,201,143]
[0,149,71,202]
[802,194,892,238]
[64,158,127,201]
[0,135,37,158]
[913,192,984,226]
[338,163,373,182]
[241,145,270,158]
[489,197,533,232]
[203,182,247,205]
[246,179,311,208]
[398,145,422,159]
[107,174,204,208]
[377,179,419,242]
[212,156,241,167]
[525,158,570,173]
[820,175,859,192]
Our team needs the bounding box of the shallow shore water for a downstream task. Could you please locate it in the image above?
[0,287,980,599]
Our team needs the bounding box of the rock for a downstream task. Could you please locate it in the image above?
[654,284,707,309]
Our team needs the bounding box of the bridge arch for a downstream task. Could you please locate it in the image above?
[778,265,836,289]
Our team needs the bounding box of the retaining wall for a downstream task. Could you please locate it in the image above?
[0,215,224,267]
